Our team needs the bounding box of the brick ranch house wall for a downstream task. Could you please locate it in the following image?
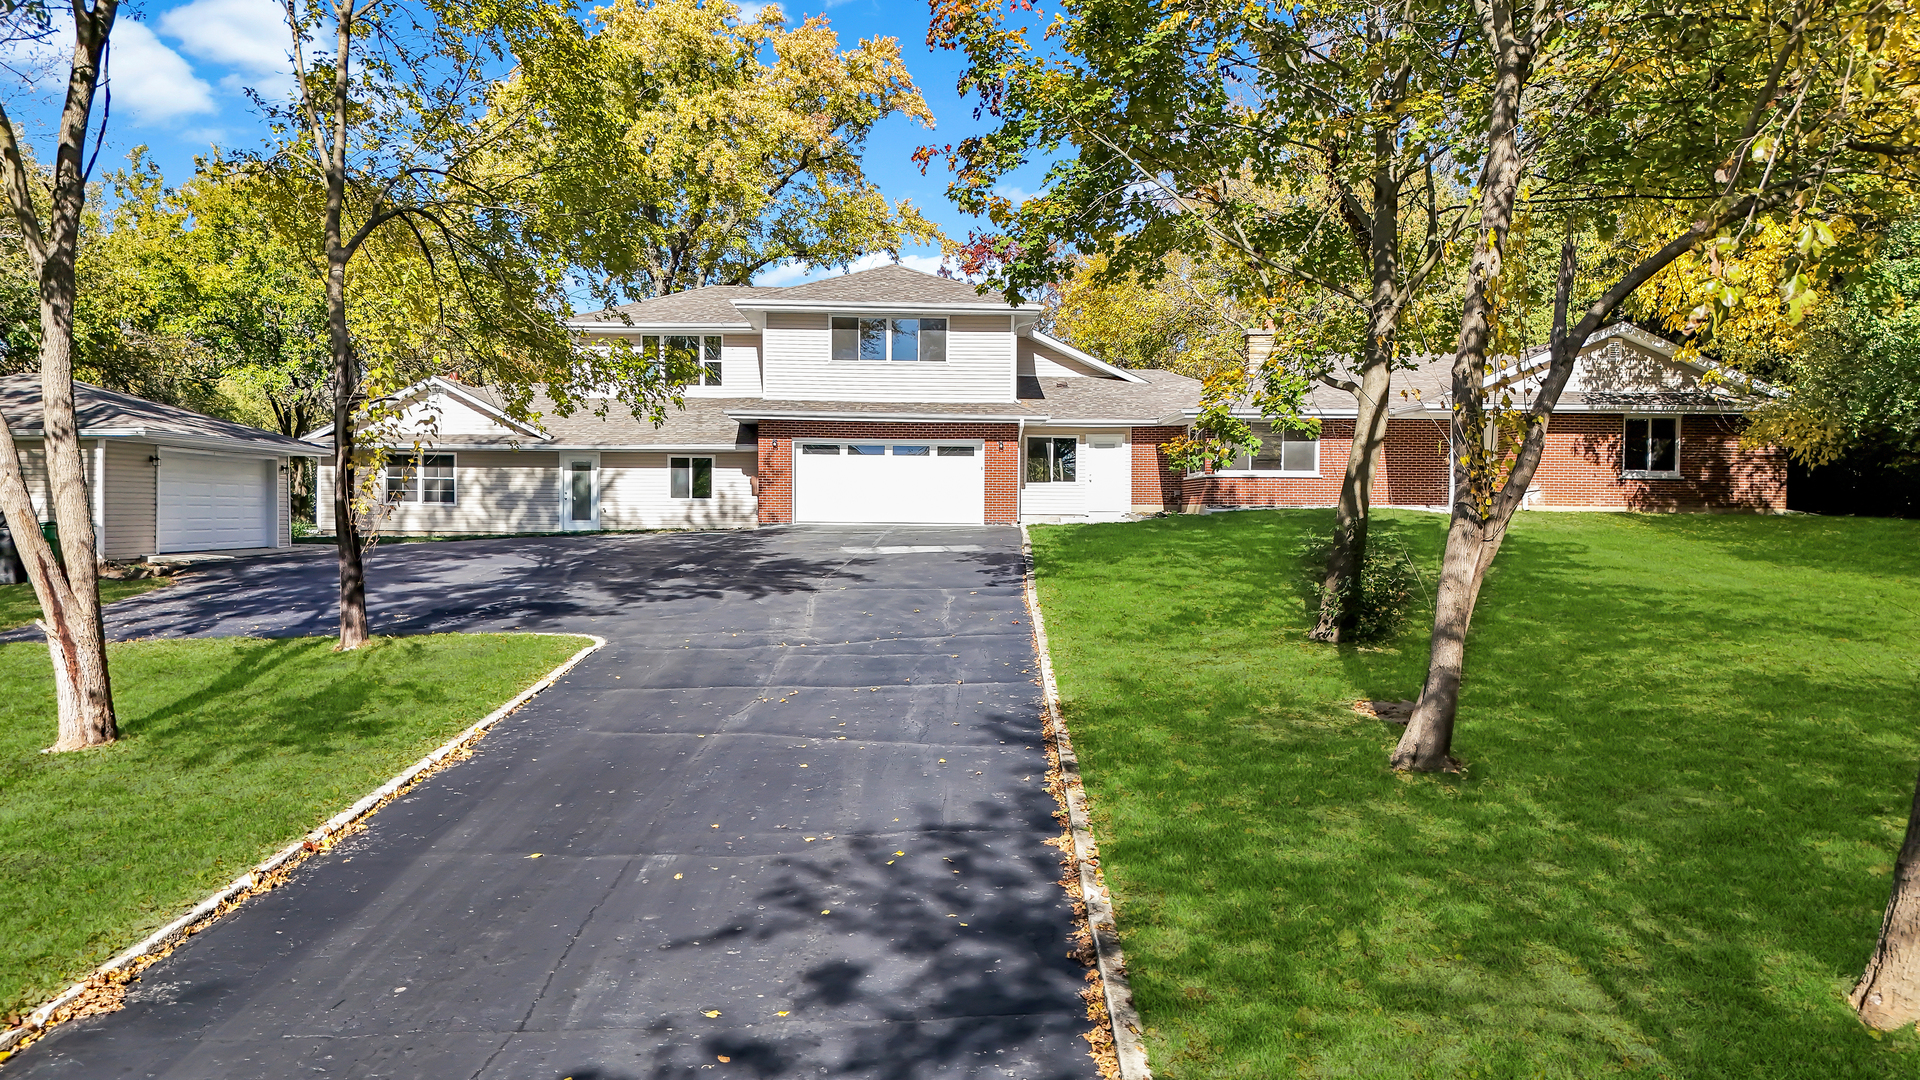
[755,420,1022,525]
[1182,418,1362,509]
[1130,426,1187,511]
[1524,413,1787,511]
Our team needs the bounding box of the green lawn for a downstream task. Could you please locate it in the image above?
[0,577,169,632]
[0,632,588,1019]
[1030,510,1920,1080]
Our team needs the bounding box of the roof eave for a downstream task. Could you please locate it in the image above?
[725,408,1045,423]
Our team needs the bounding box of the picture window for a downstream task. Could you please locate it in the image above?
[1236,426,1318,474]
[832,316,947,362]
[670,456,712,500]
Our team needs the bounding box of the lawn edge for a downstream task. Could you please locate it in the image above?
[0,631,607,1061]
[1022,524,1153,1080]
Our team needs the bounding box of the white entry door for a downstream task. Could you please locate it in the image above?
[794,441,985,524]
[1084,435,1131,518]
[560,454,599,531]
[157,452,274,553]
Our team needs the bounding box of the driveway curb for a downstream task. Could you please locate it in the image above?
[1021,526,1153,1080]
[0,632,607,1063]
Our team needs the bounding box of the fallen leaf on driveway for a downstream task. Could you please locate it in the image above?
[703,1010,722,1018]
[525,853,543,859]
[718,1056,731,1063]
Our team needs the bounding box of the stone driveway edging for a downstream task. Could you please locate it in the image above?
[1020,525,1153,1080]
[0,632,607,1063]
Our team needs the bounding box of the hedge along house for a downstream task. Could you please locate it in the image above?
[307,265,1202,532]
[1190,322,1788,513]
[0,375,319,558]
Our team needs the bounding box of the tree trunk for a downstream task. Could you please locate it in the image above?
[1311,357,1391,641]
[1854,763,1920,1030]
[323,4,370,651]
[1391,1,1532,772]
[1311,113,1403,643]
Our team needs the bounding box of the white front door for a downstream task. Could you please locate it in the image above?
[561,455,599,531]
[794,440,985,524]
[157,451,274,553]
[1084,434,1131,518]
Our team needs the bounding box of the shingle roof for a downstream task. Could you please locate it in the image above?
[575,285,768,326]
[762,264,994,305]
[451,384,755,446]
[726,399,1043,419]
[0,376,318,453]
[1017,369,1199,422]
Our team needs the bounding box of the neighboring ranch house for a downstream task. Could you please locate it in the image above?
[0,376,320,558]
[306,266,1784,533]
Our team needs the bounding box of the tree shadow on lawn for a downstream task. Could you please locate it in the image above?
[1034,509,1920,1078]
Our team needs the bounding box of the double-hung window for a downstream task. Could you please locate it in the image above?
[384,453,455,504]
[1235,425,1319,474]
[831,316,948,361]
[639,334,724,386]
[1623,416,1679,476]
[670,456,713,500]
[1027,437,1077,483]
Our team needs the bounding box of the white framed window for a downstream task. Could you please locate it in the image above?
[1623,415,1680,477]
[670,456,713,499]
[639,334,724,386]
[1027,437,1077,483]
[384,453,455,504]
[1228,425,1318,474]
[830,316,948,362]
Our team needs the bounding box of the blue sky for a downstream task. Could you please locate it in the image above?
[1,0,1050,289]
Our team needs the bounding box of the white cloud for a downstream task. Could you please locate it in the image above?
[108,20,216,123]
[158,0,290,75]
[754,260,816,287]
[993,185,1033,203]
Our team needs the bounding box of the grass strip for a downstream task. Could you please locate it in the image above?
[1030,509,1920,1079]
[0,632,588,1019]
[0,578,168,632]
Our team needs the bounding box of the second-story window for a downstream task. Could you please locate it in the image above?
[639,334,724,386]
[832,317,947,362]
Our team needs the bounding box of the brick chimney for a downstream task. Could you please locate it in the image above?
[1244,328,1276,376]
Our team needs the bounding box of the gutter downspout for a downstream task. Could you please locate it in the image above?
[1014,418,1028,525]
[91,439,105,563]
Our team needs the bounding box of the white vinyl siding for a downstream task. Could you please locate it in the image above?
[1018,338,1106,378]
[761,312,1016,402]
[102,441,158,559]
[317,451,562,534]
[599,451,757,529]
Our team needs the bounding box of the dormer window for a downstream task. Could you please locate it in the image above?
[832,317,947,362]
[640,334,723,386]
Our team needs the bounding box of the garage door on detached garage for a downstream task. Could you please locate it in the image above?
[157,451,275,552]
[794,441,985,524]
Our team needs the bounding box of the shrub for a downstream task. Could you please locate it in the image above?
[1297,529,1424,641]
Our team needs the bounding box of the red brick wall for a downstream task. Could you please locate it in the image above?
[755,420,1022,525]
[1181,418,1357,508]
[1130,426,1187,511]
[1524,413,1787,511]
[1380,417,1451,506]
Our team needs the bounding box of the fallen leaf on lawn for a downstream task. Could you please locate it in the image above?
[703,1010,722,1018]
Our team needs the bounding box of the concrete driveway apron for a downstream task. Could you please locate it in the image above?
[12,527,1094,1080]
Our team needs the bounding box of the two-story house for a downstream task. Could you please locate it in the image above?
[310,265,1201,532]
[308,266,1787,534]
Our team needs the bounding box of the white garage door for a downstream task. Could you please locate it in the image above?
[794,440,985,525]
[157,452,273,553]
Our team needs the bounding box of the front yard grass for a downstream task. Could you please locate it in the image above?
[0,577,168,632]
[0,632,588,1020]
[1030,509,1920,1079]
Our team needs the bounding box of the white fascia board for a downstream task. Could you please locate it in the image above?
[727,408,1047,424]
[1027,418,1163,428]
[16,427,322,457]
[1024,330,1148,383]
[729,298,1045,315]
[569,321,753,333]
[302,377,552,444]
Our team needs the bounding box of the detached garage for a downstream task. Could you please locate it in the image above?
[0,375,320,559]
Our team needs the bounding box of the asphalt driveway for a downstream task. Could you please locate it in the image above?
[13,527,1092,1079]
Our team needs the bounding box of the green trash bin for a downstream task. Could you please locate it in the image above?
[39,520,61,568]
